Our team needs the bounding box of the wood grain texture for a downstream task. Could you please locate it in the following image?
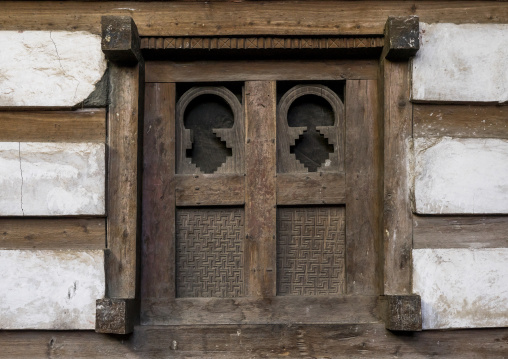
[175,174,245,206]
[381,295,422,331]
[96,298,136,334]
[146,60,378,82]
[345,80,381,295]
[106,63,143,299]
[244,81,276,298]
[0,218,105,250]
[276,172,345,205]
[2,2,508,36]
[382,60,413,295]
[141,83,175,316]
[413,215,508,249]
[414,104,508,139]
[141,296,381,325]
[0,109,106,142]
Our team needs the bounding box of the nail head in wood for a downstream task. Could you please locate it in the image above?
[382,295,422,331]
[384,16,419,61]
[95,298,136,334]
[101,16,141,65]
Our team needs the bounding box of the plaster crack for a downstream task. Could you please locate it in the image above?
[49,31,81,102]
[18,143,24,216]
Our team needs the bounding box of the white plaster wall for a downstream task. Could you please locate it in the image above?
[413,248,508,329]
[0,31,107,107]
[412,23,508,103]
[0,142,105,215]
[0,250,105,330]
[414,137,508,214]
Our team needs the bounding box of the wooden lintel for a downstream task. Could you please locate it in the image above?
[383,16,419,61]
[102,16,142,65]
[381,295,422,331]
[96,298,137,334]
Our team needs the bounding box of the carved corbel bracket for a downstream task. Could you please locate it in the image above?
[383,16,420,61]
[102,16,142,65]
[380,295,422,331]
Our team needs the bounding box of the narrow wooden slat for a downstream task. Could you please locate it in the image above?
[345,80,381,295]
[141,83,176,315]
[244,81,277,298]
[413,104,508,139]
[106,63,143,299]
[0,218,105,250]
[141,296,381,326]
[175,174,245,206]
[276,172,346,205]
[382,60,413,295]
[413,215,508,249]
[146,60,378,82]
[0,109,106,142]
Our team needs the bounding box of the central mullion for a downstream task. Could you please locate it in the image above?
[244,81,277,297]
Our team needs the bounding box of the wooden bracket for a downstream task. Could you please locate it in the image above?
[383,16,419,61]
[380,295,422,331]
[102,16,142,65]
[96,298,137,334]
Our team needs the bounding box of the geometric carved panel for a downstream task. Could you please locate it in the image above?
[277,206,345,295]
[176,208,245,297]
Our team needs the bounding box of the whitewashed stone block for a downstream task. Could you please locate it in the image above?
[0,31,107,107]
[414,137,508,214]
[412,23,508,103]
[413,248,508,329]
[0,142,105,215]
[0,250,105,329]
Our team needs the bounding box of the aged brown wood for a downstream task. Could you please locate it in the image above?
[413,215,508,249]
[146,60,378,82]
[381,295,422,331]
[383,16,420,61]
[3,2,508,36]
[0,218,105,250]
[141,83,176,320]
[276,172,346,205]
[381,60,413,295]
[175,174,245,206]
[102,16,141,65]
[96,298,136,335]
[142,296,381,325]
[414,104,508,139]
[0,109,106,142]
[244,81,277,298]
[345,80,381,295]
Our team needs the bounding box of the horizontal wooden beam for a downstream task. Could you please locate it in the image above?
[175,174,245,206]
[0,109,106,142]
[96,298,136,334]
[276,172,346,205]
[146,60,378,82]
[413,104,508,139]
[413,215,508,249]
[0,218,105,250]
[141,295,381,326]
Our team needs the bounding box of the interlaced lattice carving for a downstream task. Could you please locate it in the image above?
[277,207,346,296]
[176,208,245,298]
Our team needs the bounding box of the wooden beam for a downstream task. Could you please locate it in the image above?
[146,60,378,82]
[102,16,141,65]
[244,81,277,298]
[0,218,105,250]
[96,298,136,335]
[175,174,245,206]
[276,172,346,205]
[0,109,106,142]
[383,16,419,61]
[380,295,422,331]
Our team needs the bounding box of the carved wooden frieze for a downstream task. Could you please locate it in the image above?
[277,85,344,173]
[176,86,244,174]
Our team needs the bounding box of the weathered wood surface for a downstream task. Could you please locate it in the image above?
[413,215,508,249]
[381,295,422,331]
[96,298,136,335]
[381,60,413,295]
[175,174,245,206]
[0,109,106,142]
[345,80,381,295]
[146,60,378,82]
[106,63,143,299]
[244,81,276,298]
[0,218,105,250]
[2,2,508,36]
[142,296,381,326]
[414,104,508,139]
[276,172,345,205]
[383,16,419,61]
[102,16,141,65]
[141,83,176,316]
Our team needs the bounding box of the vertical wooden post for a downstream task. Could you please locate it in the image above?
[96,16,144,334]
[244,81,277,297]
